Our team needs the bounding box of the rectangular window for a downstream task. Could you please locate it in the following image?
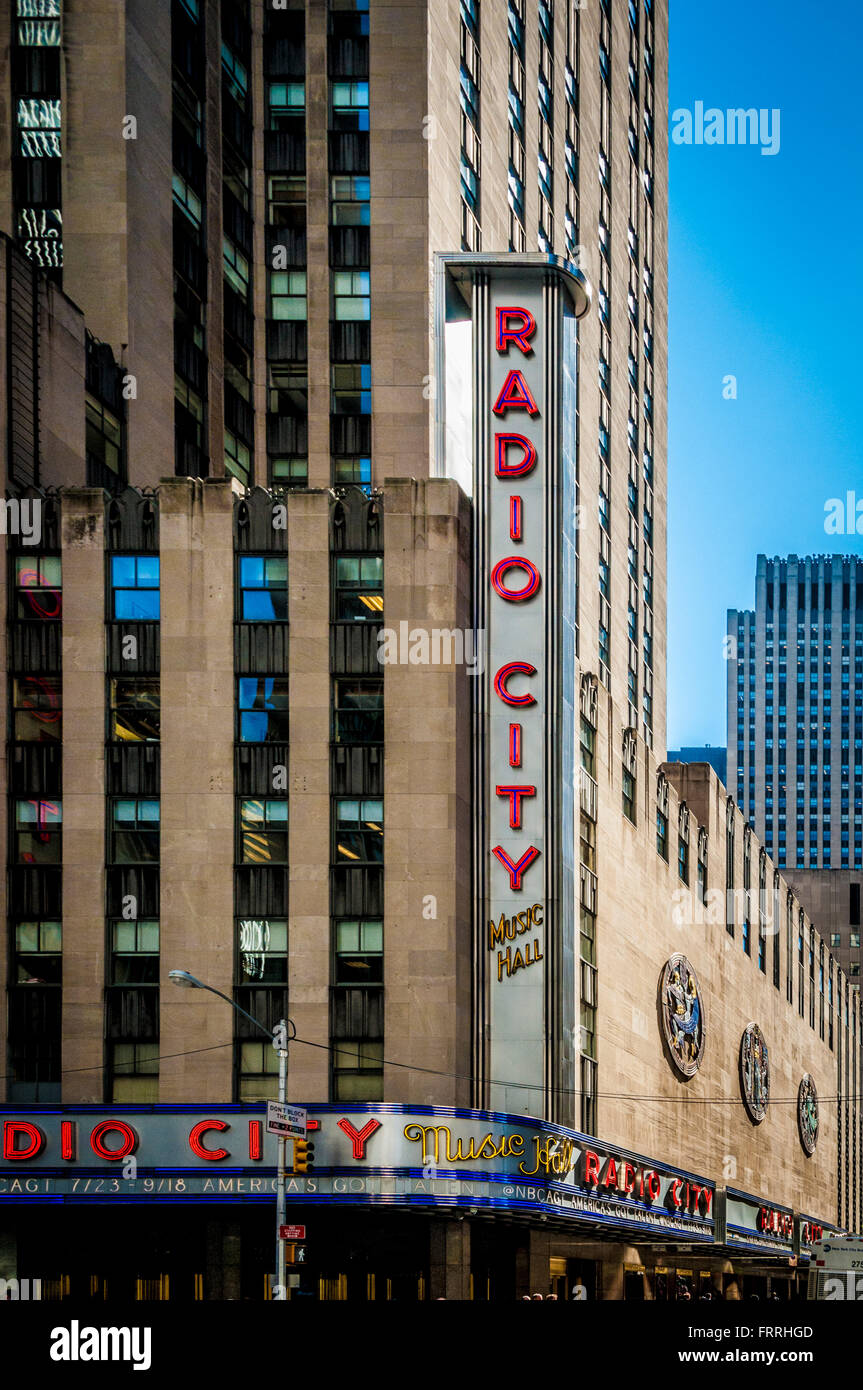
[14,919,61,984]
[851,882,861,925]
[15,798,61,865]
[86,395,122,476]
[110,556,160,621]
[238,677,291,743]
[333,456,372,491]
[271,456,308,486]
[267,174,306,227]
[239,1041,280,1101]
[331,80,369,131]
[110,679,160,742]
[111,799,160,864]
[111,920,160,984]
[334,555,383,621]
[223,237,250,300]
[267,81,305,128]
[330,175,370,226]
[172,172,202,229]
[335,798,383,864]
[622,769,635,823]
[221,44,248,106]
[580,718,596,777]
[333,270,370,321]
[657,808,668,860]
[851,931,861,949]
[579,814,596,873]
[237,918,288,984]
[678,838,689,885]
[239,799,288,864]
[334,679,383,743]
[13,675,61,742]
[270,270,307,320]
[332,1040,384,1102]
[239,557,289,622]
[331,364,371,415]
[334,918,383,984]
[110,1042,159,1104]
[15,555,61,621]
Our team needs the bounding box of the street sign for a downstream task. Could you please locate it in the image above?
[267,1102,307,1138]
[279,1225,306,1241]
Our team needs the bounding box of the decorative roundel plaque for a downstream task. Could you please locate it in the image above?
[798,1074,819,1155]
[739,1022,770,1123]
[659,954,705,1078]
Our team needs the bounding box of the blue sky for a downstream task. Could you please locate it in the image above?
[667,0,863,748]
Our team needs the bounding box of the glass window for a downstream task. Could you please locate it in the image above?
[111,556,160,621]
[221,44,248,106]
[271,456,309,486]
[270,270,307,320]
[15,798,62,865]
[331,364,371,415]
[239,1040,280,1101]
[333,456,371,491]
[678,838,689,884]
[267,174,306,227]
[86,395,122,475]
[334,918,383,984]
[580,719,596,777]
[239,557,289,621]
[330,175,370,226]
[240,799,288,864]
[15,555,61,621]
[268,81,305,128]
[622,769,635,823]
[13,675,62,742]
[237,918,288,984]
[238,677,290,742]
[111,920,160,984]
[111,799,160,864]
[333,270,370,321]
[172,173,202,228]
[14,919,62,985]
[110,679,160,742]
[110,1042,159,1103]
[335,798,383,863]
[657,808,668,860]
[334,555,383,620]
[334,679,383,743]
[331,80,369,131]
[223,237,250,300]
[332,1041,384,1102]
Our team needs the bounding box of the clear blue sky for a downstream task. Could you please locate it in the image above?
[667,0,863,749]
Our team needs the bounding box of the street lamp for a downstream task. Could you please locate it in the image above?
[169,968,295,1298]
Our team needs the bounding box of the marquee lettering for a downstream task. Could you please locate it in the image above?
[493,662,537,707]
[492,370,539,416]
[491,844,541,890]
[495,306,537,354]
[403,1124,524,1165]
[494,433,537,478]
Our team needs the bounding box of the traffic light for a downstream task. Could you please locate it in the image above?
[293,1139,315,1174]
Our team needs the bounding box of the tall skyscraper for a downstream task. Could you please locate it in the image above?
[0,0,668,750]
[728,555,863,872]
[3,2,859,1304]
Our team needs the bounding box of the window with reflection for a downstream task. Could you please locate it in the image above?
[13,675,61,742]
[110,799,159,863]
[14,920,61,984]
[14,555,61,620]
[238,557,289,621]
[15,799,61,864]
[239,799,288,864]
[335,798,383,863]
[333,555,382,620]
[110,556,160,620]
[238,677,290,741]
[111,920,159,984]
[109,679,160,741]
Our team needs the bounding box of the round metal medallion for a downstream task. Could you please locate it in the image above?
[798,1074,819,1155]
[659,954,705,1078]
[739,1022,770,1123]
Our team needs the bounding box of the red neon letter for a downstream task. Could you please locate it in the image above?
[583,1151,601,1186]
[509,723,522,767]
[61,1120,77,1162]
[669,1178,682,1209]
[496,306,537,354]
[601,1158,618,1188]
[621,1162,636,1193]
[494,662,537,707]
[3,1121,44,1162]
[337,1117,382,1159]
[509,496,523,541]
[189,1121,230,1161]
[249,1120,263,1160]
[491,557,541,601]
[492,370,539,416]
[494,434,537,478]
[646,1171,661,1202]
[492,844,541,890]
[495,785,537,830]
[89,1121,138,1162]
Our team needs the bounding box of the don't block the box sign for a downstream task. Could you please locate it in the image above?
[435,255,590,1118]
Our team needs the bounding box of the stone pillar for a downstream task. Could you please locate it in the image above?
[159,478,235,1100]
[429,1219,471,1301]
[527,1228,552,1298]
[62,489,107,1101]
[286,490,330,1100]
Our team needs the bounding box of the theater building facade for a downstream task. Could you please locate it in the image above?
[1,256,860,1299]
